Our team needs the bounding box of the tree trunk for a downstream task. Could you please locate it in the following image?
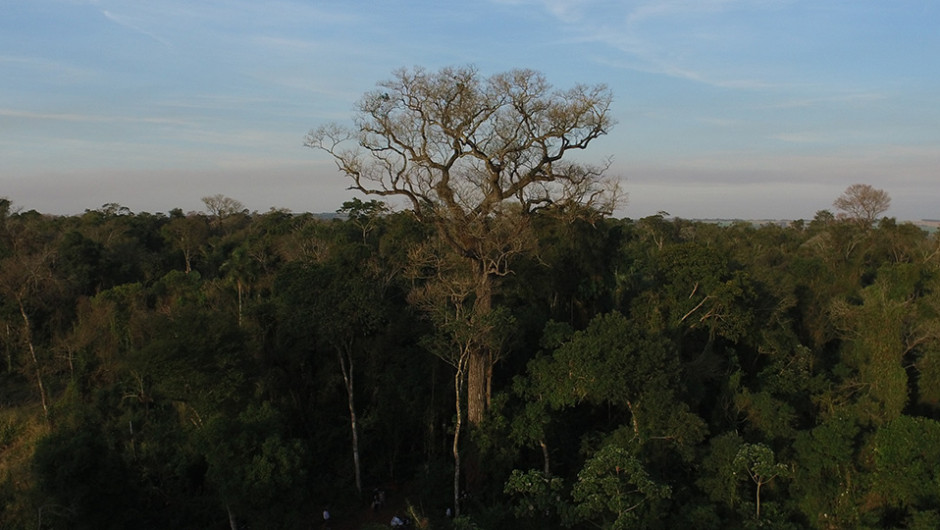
[626,400,640,438]
[467,268,493,425]
[226,504,239,530]
[540,439,550,476]
[236,278,243,328]
[467,352,487,425]
[453,361,465,518]
[18,300,48,421]
[425,361,437,474]
[4,322,12,373]
[755,481,762,520]
[486,352,494,410]
[337,347,362,494]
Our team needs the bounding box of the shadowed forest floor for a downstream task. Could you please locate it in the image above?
[313,483,442,530]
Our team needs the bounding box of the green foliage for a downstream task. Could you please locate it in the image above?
[734,389,798,440]
[571,444,671,529]
[504,469,568,521]
[523,311,706,462]
[32,425,141,529]
[453,515,485,530]
[3,202,940,528]
[529,311,676,409]
[916,346,940,406]
[871,416,940,508]
[733,443,790,487]
[908,510,940,530]
[698,431,745,509]
[732,443,791,521]
[199,402,308,527]
[792,416,863,527]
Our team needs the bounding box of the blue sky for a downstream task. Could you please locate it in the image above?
[2,0,937,220]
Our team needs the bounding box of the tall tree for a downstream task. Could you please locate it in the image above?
[201,194,246,235]
[406,238,515,516]
[161,214,209,274]
[732,443,790,520]
[833,183,891,225]
[306,65,621,425]
[276,259,387,495]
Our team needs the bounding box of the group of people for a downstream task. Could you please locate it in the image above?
[374,488,412,527]
[321,487,444,528]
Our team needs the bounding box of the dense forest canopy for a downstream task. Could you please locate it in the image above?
[1,190,939,529]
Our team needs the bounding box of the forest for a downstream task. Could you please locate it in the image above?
[3,66,940,529]
[1,193,939,529]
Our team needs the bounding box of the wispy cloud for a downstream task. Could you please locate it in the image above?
[757,91,888,110]
[540,0,594,21]
[636,59,774,89]
[252,36,323,54]
[623,0,788,25]
[506,0,795,89]
[635,144,940,182]
[771,132,829,144]
[696,116,741,127]
[591,53,774,90]
[0,108,189,126]
[154,94,280,113]
[101,9,172,47]
[0,55,96,81]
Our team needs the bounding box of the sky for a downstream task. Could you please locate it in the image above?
[1,0,938,220]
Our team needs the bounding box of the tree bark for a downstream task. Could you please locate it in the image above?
[540,439,550,476]
[226,504,239,530]
[756,481,762,520]
[337,346,362,494]
[18,300,48,421]
[236,278,243,328]
[453,358,465,518]
[3,322,12,373]
[467,351,487,426]
[467,267,493,425]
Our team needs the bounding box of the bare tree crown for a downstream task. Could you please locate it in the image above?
[833,183,891,224]
[305,66,622,224]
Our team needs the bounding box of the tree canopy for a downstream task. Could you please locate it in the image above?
[0,188,938,529]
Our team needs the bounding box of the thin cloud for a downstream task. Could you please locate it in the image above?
[772,132,829,144]
[696,116,741,127]
[0,55,96,81]
[0,108,189,126]
[252,36,323,54]
[591,54,775,90]
[101,9,172,47]
[99,1,357,41]
[542,0,593,21]
[154,94,281,111]
[632,145,940,185]
[516,0,785,89]
[757,91,889,110]
[639,58,775,89]
[623,0,793,25]
[505,0,823,90]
